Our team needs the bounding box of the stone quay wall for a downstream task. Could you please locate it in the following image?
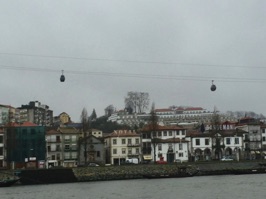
[1,161,265,184]
[73,161,265,182]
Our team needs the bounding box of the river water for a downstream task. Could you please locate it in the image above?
[1,174,266,199]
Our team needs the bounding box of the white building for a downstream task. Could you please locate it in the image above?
[141,125,189,163]
[105,130,141,165]
[187,129,246,161]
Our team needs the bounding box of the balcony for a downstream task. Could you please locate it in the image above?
[127,143,141,147]
[47,139,61,143]
[128,152,141,157]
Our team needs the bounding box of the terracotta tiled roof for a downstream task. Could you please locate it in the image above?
[107,130,140,137]
[58,127,80,134]
[6,121,38,127]
[222,121,238,125]
[184,107,203,111]
[46,129,60,135]
[155,108,173,112]
[141,124,185,132]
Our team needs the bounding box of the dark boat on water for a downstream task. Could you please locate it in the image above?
[143,166,199,179]
[0,178,20,187]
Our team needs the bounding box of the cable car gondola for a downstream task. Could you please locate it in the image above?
[60,70,65,82]
[210,80,216,91]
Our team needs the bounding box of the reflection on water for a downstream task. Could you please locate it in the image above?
[1,174,266,199]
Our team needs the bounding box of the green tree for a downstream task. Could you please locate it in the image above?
[90,109,97,121]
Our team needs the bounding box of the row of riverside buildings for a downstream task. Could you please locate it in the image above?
[1,102,266,169]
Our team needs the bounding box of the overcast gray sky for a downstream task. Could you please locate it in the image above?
[1,0,266,122]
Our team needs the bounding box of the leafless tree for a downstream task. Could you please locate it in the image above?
[125,91,149,113]
[80,107,90,165]
[149,102,159,163]
[104,105,115,117]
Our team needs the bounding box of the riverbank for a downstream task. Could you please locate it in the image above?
[1,160,265,185]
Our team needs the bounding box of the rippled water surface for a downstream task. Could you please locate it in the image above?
[1,174,266,199]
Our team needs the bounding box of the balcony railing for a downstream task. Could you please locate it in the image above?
[127,144,141,147]
[47,139,61,143]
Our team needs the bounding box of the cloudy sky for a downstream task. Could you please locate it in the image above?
[0,0,266,122]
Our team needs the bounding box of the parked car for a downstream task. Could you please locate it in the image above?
[220,157,233,161]
[174,159,182,164]
[88,163,100,167]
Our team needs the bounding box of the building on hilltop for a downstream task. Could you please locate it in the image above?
[53,112,72,127]
[18,101,53,126]
[0,104,20,126]
[107,106,236,128]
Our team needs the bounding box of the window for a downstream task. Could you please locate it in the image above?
[31,129,36,135]
[196,139,200,146]
[64,152,70,159]
[179,153,183,157]
[128,139,132,144]
[158,144,162,151]
[226,138,231,145]
[122,139,126,144]
[136,138,139,144]
[113,148,117,154]
[65,135,70,142]
[263,137,266,142]
[71,136,77,141]
[97,151,100,157]
[182,130,185,135]
[65,145,70,150]
[235,138,239,144]
[72,144,77,150]
[152,132,157,137]
[56,136,60,142]
[128,149,132,154]
[113,139,117,145]
[0,147,3,156]
[0,136,3,143]
[51,144,56,152]
[122,148,126,154]
[136,148,139,154]
[205,139,209,145]
[169,131,172,136]
[71,152,77,159]
[158,132,162,137]
[56,145,60,151]
[163,131,167,136]
[176,131,180,136]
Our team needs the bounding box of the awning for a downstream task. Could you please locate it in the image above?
[143,155,152,160]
